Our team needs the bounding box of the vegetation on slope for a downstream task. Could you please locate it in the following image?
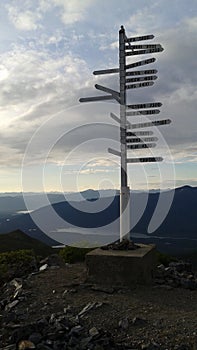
[0,230,54,256]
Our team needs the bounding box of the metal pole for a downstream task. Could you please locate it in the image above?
[119,25,130,241]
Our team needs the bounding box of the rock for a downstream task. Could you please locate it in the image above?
[9,278,23,291]
[169,261,192,273]
[39,254,65,268]
[28,332,42,344]
[89,326,99,336]
[132,317,147,326]
[39,264,48,272]
[180,278,197,290]
[5,300,19,311]
[69,325,83,336]
[36,345,52,350]
[62,288,77,296]
[78,301,103,318]
[63,305,72,314]
[118,317,129,330]
[17,340,36,349]
[101,238,139,251]
[91,285,115,294]
[154,259,197,290]
[141,341,160,349]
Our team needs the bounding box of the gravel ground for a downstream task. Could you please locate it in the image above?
[2,263,196,349]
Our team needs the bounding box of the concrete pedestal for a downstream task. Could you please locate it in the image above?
[86,244,156,287]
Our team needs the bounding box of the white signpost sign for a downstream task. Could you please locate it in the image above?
[79,26,170,242]
[126,109,160,116]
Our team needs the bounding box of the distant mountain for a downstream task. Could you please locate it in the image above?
[0,230,54,256]
[0,189,118,216]
[0,186,196,254]
[133,185,197,238]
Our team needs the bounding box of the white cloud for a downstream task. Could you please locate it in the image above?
[38,0,94,25]
[0,42,93,168]
[52,0,92,25]
[7,5,42,31]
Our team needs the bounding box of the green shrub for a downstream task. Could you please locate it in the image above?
[0,249,37,284]
[156,250,178,266]
[59,245,93,264]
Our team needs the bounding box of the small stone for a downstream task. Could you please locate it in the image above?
[36,345,52,350]
[69,325,83,336]
[39,264,48,271]
[28,332,42,344]
[63,305,72,313]
[89,326,99,336]
[69,288,77,293]
[91,285,114,294]
[118,317,129,330]
[141,342,159,349]
[10,278,23,291]
[5,300,19,311]
[18,340,36,349]
[40,254,65,267]
[132,317,147,326]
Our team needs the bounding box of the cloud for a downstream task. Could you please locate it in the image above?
[6,4,42,31]
[0,41,94,168]
[1,0,197,191]
[5,0,93,32]
[52,0,93,25]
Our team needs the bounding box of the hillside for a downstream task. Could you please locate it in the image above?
[0,230,54,256]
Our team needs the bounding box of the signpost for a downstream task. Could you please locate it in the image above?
[126,81,154,89]
[127,143,156,149]
[127,157,163,163]
[126,109,160,116]
[126,137,158,143]
[127,102,162,109]
[126,48,163,56]
[128,119,171,129]
[126,76,157,83]
[79,26,170,242]
[126,69,157,76]
[126,57,155,69]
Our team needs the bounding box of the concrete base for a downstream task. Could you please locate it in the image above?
[86,244,156,287]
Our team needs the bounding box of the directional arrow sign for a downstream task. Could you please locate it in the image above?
[108,148,121,157]
[125,44,162,50]
[129,119,171,129]
[126,76,157,83]
[126,81,154,89]
[127,143,156,149]
[126,48,163,56]
[126,58,156,70]
[126,69,157,76]
[126,137,158,143]
[126,109,160,116]
[127,157,163,163]
[127,131,153,136]
[93,67,119,75]
[126,34,154,42]
[127,102,162,109]
[79,95,115,103]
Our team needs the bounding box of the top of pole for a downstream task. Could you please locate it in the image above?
[120,25,125,34]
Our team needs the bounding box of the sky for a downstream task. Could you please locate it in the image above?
[0,0,197,193]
